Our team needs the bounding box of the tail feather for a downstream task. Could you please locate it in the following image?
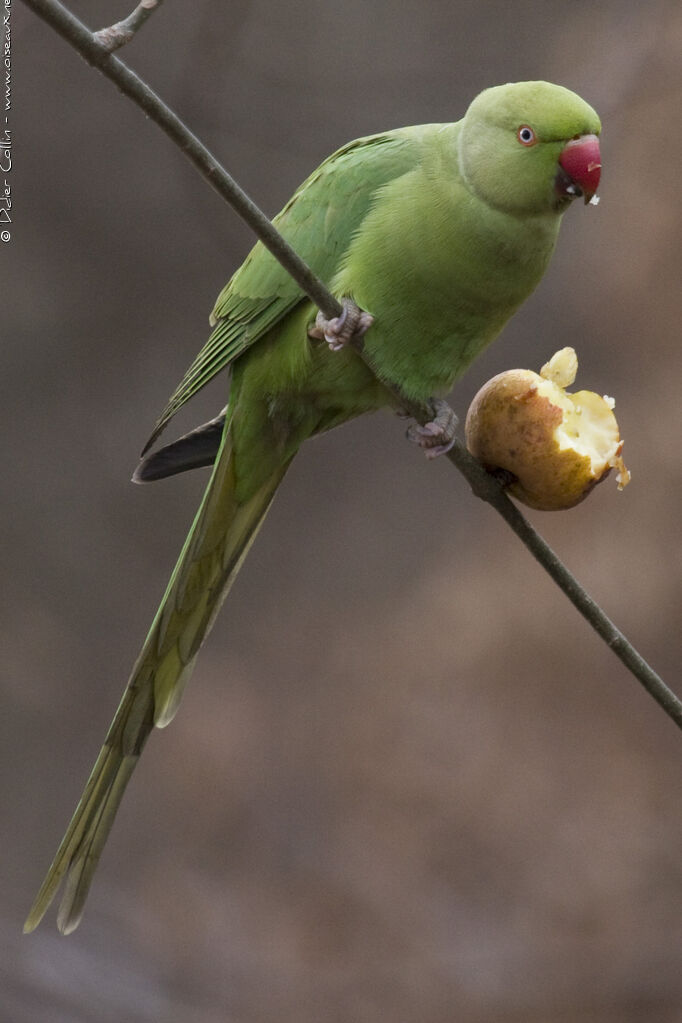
[24,711,147,935]
[25,417,290,934]
[132,413,226,483]
[56,753,139,935]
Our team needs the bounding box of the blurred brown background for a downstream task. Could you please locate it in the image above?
[4,1,682,1020]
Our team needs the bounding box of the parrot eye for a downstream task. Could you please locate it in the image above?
[517,125,537,146]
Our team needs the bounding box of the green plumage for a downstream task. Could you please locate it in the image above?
[26,81,600,933]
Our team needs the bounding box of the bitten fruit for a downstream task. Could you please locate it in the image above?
[465,348,630,510]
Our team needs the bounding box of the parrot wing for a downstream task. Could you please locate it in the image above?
[143,128,422,450]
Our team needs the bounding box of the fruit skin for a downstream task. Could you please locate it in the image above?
[465,369,617,511]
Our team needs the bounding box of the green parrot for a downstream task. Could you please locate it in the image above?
[25,81,601,933]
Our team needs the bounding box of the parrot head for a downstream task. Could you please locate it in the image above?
[459,81,602,214]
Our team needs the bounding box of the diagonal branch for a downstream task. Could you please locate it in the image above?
[22,0,682,730]
[24,0,340,319]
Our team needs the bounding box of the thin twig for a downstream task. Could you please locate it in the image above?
[94,0,165,53]
[22,0,682,729]
[355,355,681,725]
[23,0,340,317]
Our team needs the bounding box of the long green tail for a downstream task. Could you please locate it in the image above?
[25,419,289,934]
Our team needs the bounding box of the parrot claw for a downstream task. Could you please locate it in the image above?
[407,399,458,459]
[308,298,374,351]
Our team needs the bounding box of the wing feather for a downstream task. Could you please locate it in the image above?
[143,130,419,451]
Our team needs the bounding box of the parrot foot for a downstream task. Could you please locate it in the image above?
[407,399,459,459]
[308,299,374,351]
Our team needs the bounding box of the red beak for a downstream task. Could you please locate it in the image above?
[557,134,601,204]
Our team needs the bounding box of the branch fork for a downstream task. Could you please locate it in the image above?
[93,0,164,52]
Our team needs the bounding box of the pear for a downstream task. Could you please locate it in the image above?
[465,348,630,511]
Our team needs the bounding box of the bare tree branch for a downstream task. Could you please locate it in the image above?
[21,0,682,730]
[93,0,165,53]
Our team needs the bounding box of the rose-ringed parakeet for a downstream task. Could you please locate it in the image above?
[25,81,601,933]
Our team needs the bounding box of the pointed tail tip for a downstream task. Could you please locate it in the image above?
[23,903,46,935]
[56,908,82,936]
